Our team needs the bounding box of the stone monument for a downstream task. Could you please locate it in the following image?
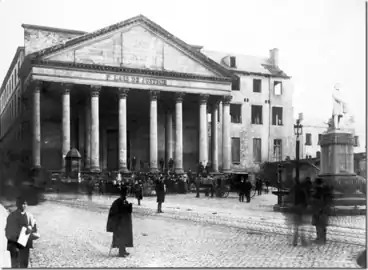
[318,84,366,214]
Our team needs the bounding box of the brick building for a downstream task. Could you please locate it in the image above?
[0,15,294,179]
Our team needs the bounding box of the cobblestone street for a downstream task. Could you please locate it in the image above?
[5,193,362,268]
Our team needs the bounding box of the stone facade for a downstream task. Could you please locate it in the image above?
[0,15,295,180]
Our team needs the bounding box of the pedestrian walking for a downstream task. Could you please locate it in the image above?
[106,189,133,257]
[311,178,333,244]
[5,196,40,268]
[244,178,252,203]
[255,177,263,196]
[134,180,143,205]
[195,174,201,198]
[265,179,270,194]
[155,176,166,213]
[290,179,309,246]
[238,177,246,202]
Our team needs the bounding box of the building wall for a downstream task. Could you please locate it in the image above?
[230,75,294,172]
[298,124,328,158]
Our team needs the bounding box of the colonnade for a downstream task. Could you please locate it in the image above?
[31,82,233,173]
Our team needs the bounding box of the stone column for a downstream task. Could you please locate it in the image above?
[61,84,72,170]
[175,92,185,174]
[211,101,219,172]
[222,96,232,173]
[85,99,91,170]
[199,94,209,165]
[90,86,101,172]
[149,90,159,172]
[165,110,173,165]
[118,88,129,173]
[32,81,42,168]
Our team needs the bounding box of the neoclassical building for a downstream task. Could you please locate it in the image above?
[0,15,295,178]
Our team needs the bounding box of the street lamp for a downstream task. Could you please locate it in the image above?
[294,119,303,183]
[276,163,285,205]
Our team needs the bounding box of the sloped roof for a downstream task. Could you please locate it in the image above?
[28,15,235,79]
[201,49,290,78]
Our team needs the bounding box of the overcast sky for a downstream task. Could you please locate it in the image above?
[0,0,365,151]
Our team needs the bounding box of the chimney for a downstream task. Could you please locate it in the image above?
[269,48,279,67]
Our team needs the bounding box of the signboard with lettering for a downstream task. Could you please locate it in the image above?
[106,74,167,86]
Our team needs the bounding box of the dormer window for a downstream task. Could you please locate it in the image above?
[230,56,236,68]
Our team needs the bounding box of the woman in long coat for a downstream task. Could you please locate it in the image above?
[155,176,166,213]
[106,187,133,257]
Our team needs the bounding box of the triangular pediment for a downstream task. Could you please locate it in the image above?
[38,16,231,78]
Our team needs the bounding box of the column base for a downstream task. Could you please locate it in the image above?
[175,168,184,174]
[150,168,159,173]
[222,169,231,173]
[90,167,101,173]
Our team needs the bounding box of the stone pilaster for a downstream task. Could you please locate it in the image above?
[149,90,159,172]
[222,96,232,173]
[175,92,185,174]
[61,84,72,170]
[90,86,101,172]
[211,101,219,172]
[85,99,91,170]
[199,94,209,166]
[118,88,129,173]
[32,81,42,168]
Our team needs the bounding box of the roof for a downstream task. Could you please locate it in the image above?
[28,15,235,79]
[21,24,87,35]
[201,49,290,78]
[0,46,24,95]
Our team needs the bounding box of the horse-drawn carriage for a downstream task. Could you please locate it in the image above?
[189,173,231,198]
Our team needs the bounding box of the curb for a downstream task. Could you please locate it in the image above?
[0,203,11,268]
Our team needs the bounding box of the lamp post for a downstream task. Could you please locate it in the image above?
[277,163,284,205]
[294,119,303,183]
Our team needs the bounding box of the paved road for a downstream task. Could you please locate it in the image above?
[13,199,362,267]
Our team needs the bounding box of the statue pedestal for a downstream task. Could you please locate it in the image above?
[319,129,366,214]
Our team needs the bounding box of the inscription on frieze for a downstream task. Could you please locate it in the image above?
[106,74,167,86]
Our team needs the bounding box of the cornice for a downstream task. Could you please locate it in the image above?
[30,59,232,82]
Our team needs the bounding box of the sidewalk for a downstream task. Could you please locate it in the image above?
[0,203,11,268]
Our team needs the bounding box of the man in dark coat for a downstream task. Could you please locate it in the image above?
[311,178,333,244]
[255,177,263,196]
[244,178,253,203]
[195,174,201,198]
[134,180,143,206]
[238,177,247,202]
[106,189,133,257]
[155,176,166,213]
[168,158,175,173]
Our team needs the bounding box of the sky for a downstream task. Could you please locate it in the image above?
[0,0,366,151]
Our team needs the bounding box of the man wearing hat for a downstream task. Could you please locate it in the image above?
[106,188,133,257]
[5,197,40,268]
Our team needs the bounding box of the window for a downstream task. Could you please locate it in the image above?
[274,81,282,95]
[253,79,262,93]
[253,138,262,163]
[317,134,322,145]
[231,137,240,163]
[231,77,240,91]
[354,136,359,147]
[15,69,18,84]
[230,56,236,68]
[230,104,242,123]
[305,133,312,146]
[251,105,263,124]
[272,107,283,125]
[273,139,282,161]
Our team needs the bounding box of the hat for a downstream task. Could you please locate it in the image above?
[16,196,27,204]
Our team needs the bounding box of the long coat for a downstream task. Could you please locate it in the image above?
[155,181,165,203]
[106,198,133,248]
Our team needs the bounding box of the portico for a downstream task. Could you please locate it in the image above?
[21,15,235,173]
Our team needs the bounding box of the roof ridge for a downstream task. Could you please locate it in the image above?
[22,23,87,35]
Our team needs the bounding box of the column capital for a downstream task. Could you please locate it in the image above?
[61,83,73,94]
[199,94,209,104]
[149,90,160,100]
[118,88,129,98]
[91,85,101,97]
[175,92,185,102]
[222,95,232,105]
[33,81,43,93]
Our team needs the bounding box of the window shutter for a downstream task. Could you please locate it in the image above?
[305,133,312,146]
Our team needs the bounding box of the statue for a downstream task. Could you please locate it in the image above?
[332,84,348,129]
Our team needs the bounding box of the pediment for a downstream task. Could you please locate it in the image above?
[42,24,221,77]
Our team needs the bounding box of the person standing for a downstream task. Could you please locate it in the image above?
[106,189,133,257]
[255,177,263,196]
[5,197,40,268]
[238,177,246,202]
[134,180,143,206]
[195,174,201,198]
[265,179,270,194]
[155,176,166,213]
